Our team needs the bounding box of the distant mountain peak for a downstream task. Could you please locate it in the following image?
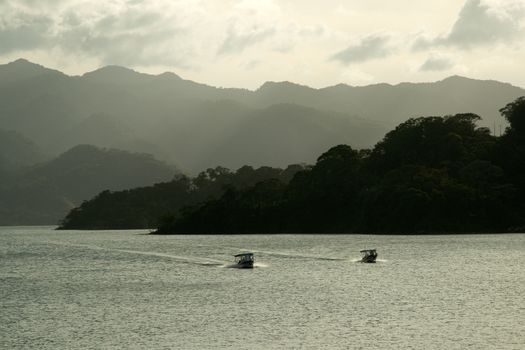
[83,65,141,77]
[437,75,519,89]
[11,58,33,65]
[331,83,352,89]
[157,71,182,80]
[2,58,47,71]
[257,81,315,92]
[0,58,63,84]
[100,64,135,72]
[7,58,47,68]
[441,75,472,82]
[440,74,505,84]
[83,65,184,84]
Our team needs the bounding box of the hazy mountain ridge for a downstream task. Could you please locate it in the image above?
[0,145,177,225]
[0,59,65,86]
[0,128,45,170]
[242,76,524,129]
[206,103,384,169]
[0,59,523,174]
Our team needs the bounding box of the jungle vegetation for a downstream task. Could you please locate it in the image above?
[58,164,305,229]
[155,97,525,234]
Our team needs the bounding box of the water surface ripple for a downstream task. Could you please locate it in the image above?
[1,227,523,349]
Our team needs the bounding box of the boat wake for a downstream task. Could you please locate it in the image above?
[115,248,225,266]
[222,262,269,268]
[352,258,388,263]
[42,241,225,266]
[225,247,346,261]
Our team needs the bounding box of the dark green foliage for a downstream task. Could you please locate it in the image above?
[500,96,525,137]
[59,177,193,229]
[168,180,287,234]
[282,145,364,232]
[59,164,306,229]
[361,164,514,233]
[368,114,493,174]
[492,97,525,227]
[157,100,524,234]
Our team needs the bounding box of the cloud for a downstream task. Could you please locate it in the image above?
[0,12,53,54]
[0,0,524,90]
[331,35,392,64]
[64,2,198,67]
[240,59,261,70]
[414,0,525,50]
[0,0,328,72]
[298,25,325,38]
[58,11,188,67]
[217,0,288,55]
[0,0,194,67]
[218,26,275,55]
[419,56,455,72]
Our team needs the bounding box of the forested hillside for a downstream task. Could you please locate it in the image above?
[58,165,304,229]
[156,97,525,234]
[0,145,176,225]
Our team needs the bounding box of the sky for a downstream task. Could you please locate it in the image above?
[0,0,524,89]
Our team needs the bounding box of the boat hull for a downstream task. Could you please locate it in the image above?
[361,256,377,263]
[237,261,254,268]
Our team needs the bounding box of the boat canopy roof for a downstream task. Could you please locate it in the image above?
[234,252,254,257]
[360,249,376,253]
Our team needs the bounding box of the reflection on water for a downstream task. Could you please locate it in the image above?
[1,227,524,349]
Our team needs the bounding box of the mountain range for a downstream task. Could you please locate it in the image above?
[1,58,523,173]
[1,58,524,225]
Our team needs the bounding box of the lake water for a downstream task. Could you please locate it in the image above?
[1,227,523,349]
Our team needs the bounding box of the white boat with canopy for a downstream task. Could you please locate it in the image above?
[360,249,378,263]
[234,252,254,268]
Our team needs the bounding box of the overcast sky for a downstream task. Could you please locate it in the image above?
[0,0,524,89]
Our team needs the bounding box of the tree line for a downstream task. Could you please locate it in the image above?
[58,164,305,229]
[156,97,525,234]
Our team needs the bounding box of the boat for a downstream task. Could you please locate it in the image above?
[234,252,254,268]
[360,249,378,263]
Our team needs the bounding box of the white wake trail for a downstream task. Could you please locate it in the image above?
[225,247,347,261]
[42,240,225,266]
